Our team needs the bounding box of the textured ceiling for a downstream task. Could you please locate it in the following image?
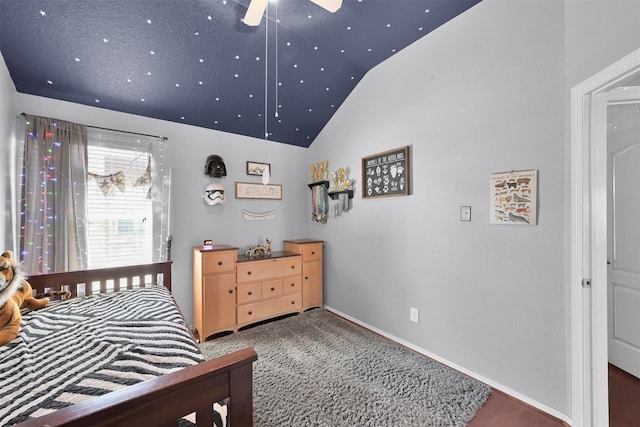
[0,0,481,147]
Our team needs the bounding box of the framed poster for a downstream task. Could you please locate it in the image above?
[362,146,410,199]
[235,182,282,200]
[490,169,537,225]
[246,161,270,176]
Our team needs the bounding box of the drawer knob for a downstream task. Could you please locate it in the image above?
[290,283,295,287]
[247,271,252,275]
[218,261,223,266]
[248,291,253,295]
[311,251,315,255]
[291,301,295,305]
[305,276,309,280]
[248,311,253,315]
[228,289,233,294]
[270,287,275,291]
[291,265,295,269]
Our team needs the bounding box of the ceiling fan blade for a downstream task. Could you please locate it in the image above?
[310,0,343,13]
[243,0,268,26]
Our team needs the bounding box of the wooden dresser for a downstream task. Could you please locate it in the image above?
[193,240,323,341]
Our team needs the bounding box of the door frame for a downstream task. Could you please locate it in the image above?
[571,47,640,427]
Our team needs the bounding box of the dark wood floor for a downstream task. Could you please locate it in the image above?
[468,364,640,426]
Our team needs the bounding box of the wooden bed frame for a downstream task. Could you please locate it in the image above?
[16,261,257,427]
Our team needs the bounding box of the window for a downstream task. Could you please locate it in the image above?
[86,129,169,269]
[17,115,169,273]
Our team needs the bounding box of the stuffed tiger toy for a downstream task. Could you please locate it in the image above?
[0,250,69,346]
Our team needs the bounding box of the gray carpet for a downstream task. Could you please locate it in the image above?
[200,309,490,426]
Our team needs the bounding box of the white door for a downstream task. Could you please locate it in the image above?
[607,95,640,379]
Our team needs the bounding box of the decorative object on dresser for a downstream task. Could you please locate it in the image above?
[245,238,272,257]
[193,240,324,341]
[284,239,323,310]
[362,146,411,199]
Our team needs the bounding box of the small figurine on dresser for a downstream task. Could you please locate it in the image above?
[246,238,272,257]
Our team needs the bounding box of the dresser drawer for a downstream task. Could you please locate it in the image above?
[237,293,302,325]
[203,251,237,275]
[237,256,301,283]
[262,279,283,298]
[284,241,323,262]
[236,283,262,305]
[300,243,322,262]
[282,276,301,295]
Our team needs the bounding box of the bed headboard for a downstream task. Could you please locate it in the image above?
[26,261,172,297]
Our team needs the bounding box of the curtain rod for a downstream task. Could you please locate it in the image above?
[20,113,167,141]
[87,125,167,141]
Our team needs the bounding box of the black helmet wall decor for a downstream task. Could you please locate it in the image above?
[205,155,227,178]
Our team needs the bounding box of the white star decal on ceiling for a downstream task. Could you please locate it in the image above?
[39,10,46,16]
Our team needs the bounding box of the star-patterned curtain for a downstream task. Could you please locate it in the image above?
[20,114,89,274]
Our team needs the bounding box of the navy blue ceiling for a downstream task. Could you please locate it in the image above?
[0,0,480,147]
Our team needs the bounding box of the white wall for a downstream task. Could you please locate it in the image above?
[309,0,567,417]
[306,0,640,421]
[10,92,309,324]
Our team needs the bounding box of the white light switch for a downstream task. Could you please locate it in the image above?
[460,206,471,221]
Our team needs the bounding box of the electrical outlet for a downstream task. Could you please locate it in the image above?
[410,307,419,323]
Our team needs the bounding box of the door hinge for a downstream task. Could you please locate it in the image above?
[582,278,591,288]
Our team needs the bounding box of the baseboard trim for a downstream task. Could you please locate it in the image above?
[324,305,572,426]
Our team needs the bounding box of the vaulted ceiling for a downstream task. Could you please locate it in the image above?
[0,0,481,147]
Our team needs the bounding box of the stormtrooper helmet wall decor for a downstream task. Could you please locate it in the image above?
[203,183,225,205]
[204,155,227,178]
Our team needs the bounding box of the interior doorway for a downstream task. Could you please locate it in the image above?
[606,89,640,379]
[571,48,640,427]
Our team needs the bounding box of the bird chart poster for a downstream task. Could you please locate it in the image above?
[490,169,537,225]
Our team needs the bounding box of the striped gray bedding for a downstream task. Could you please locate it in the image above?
[0,286,224,426]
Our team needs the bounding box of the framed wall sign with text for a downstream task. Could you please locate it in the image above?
[362,146,411,199]
[235,182,282,200]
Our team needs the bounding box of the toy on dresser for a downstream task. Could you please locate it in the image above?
[246,238,272,257]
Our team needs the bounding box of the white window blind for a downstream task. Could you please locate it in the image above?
[86,144,153,269]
